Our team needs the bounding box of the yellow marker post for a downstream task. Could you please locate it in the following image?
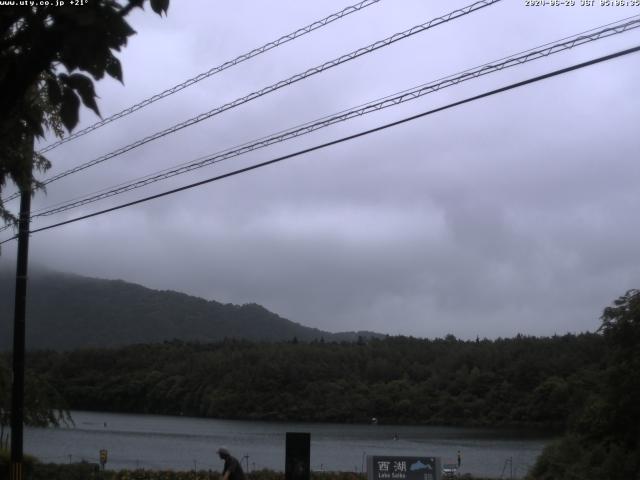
[10,461,22,480]
[100,449,108,471]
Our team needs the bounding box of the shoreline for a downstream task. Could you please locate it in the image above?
[0,457,502,480]
[62,408,562,436]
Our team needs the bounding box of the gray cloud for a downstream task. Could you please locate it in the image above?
[2,0,639,339]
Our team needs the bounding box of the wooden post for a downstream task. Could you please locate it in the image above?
[10,140,33,480]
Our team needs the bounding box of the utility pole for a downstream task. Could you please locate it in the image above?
[10,139,33,480]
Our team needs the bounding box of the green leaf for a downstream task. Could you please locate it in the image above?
[60,87,80,132]
[24,104,45,138]
[46,77,62,105]
[150,0,169,15]
[104,53,123,83]
[74,8,98,27]
[110,18,136,43]
[66,73,100,117]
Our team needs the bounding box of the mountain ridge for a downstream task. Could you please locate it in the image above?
[0,267,383,350]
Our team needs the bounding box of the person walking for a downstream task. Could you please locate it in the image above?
[217,447,246,480]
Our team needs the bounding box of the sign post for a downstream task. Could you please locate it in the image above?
[367,456,441,480]
[285,432,310,480]
[99,449,108,471]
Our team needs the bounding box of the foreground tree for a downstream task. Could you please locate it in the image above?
[0,358,71,451]
[530,289,640,480]
[0,0,170,223]
[1,4,171,478]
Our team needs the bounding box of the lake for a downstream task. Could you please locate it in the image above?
[25,411,553,479]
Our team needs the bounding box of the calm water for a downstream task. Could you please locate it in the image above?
[25,411,552,478]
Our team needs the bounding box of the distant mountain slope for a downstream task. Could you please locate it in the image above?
[0,268,381,350]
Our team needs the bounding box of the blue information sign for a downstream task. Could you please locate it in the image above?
[368,456,441,480]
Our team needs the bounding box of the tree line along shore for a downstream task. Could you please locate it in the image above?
[1,289,638,479]
[8,333,604,429]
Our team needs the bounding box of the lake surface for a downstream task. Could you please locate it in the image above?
[25,411,552,479]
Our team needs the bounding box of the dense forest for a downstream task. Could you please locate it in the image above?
[19,333,606,429]
[530,289,640,479]
[3,282,638,478]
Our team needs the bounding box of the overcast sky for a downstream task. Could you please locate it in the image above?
[2,0,640,338]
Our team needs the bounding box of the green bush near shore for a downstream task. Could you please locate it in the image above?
[0,449,38,479]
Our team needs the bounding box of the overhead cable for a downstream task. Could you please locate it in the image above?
[2,0,500,204]
[26,16,640,219]
[37,0,383,154]
[2,43,638,246]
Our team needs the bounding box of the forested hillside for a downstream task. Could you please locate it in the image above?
[529,289,640,480]
[24,333,604,428]
[0,269,378,350]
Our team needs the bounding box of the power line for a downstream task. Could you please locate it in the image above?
[36,0,383,154]
[23,16,640,220]
[1,14,638,233]
[22,14,640,218]
[1,0,501,204]
[2,43,637,246]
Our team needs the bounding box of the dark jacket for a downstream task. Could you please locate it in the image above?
[223,455,246,480]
